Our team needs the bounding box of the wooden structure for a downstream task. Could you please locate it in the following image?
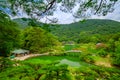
[96,43,107,49]
[12,49,30,57]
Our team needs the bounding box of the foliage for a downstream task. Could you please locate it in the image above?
[106,36,120,66]
[0,10,20,56]
[97,49,108,57]
[0,55,120,80]
[1,6,120,80]
[42,64,72,80]
[0,57,14,72]
[0,58,72,80]
[13,18,55,31]
[51,19,120,43]
[79,52,95,64]
[111,53,120,67]
[21,26,60,53]
[1,0,118,22]
[72,65,120,80]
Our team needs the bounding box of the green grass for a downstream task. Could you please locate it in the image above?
[24,55,90,67]
[64,44,80,51]
[26,55,80,61]
[0,57,2,59]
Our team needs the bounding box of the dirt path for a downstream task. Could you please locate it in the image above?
[95,61,112,67]
[12,53,49,61]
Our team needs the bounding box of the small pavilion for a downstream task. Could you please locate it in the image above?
[12,49,30,57]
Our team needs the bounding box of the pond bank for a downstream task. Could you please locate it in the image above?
[25,55,90,67]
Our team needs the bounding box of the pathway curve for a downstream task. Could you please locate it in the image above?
[12,53,49,61]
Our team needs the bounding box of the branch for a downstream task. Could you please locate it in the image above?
[46,17,58,23]
[32,0,56,17]
[43,0,56,14]
[95,0,103,14]
[84,0,92,8]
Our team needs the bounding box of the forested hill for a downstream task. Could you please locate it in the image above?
[13,18,59,32]
[13,18,120,42]
[51,19,120,42]
[13,18,42,29]
[52,19,120,35]
[13,18,120,33]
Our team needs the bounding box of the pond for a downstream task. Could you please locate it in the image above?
[58,59,80,67]
[25,56,90,67]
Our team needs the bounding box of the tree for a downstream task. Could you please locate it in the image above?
[0,0,118,23]
[21,26,60,53]
[42,64,72,80]
[0,10,20,56]
[78,31,91,43]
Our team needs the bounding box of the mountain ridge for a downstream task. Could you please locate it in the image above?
[13,18,120,42]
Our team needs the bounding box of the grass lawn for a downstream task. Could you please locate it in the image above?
[64,44,80,51]
[23,55,90,67]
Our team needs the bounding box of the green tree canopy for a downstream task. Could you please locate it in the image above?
[0,10,20,56]
[21,26,60,53]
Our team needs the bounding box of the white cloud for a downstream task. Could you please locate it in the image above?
[11,1,120,24]
[91,0,120,22]
[40,3,75,24]
[40,1,120,24]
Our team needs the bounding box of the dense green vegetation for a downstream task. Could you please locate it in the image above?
[51,19,120,43]
[0,10,20,56]
[13,18,57,31]
[0,11,120,80]
[1,51,120,80]
[21,27,60,53]
[0,11,60,55]
[13,18,120,43]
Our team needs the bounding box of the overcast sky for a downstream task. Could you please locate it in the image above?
[10,0,120,24]
[40,0,120,24]
[90,1,120,22]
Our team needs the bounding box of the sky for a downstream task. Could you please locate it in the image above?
[90,0,120,22]
[8,0,120,24]
[40,0,120,24]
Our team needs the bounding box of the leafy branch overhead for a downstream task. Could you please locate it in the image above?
[0,0,118,22]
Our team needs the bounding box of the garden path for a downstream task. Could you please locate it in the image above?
[12,53,49,61]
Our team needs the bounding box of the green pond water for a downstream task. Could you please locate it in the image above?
[58,59,80,67]
[25,56,90,67]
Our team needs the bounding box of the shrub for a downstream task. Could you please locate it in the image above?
[111,53,120,67]
[79,52,95,63]
[97,49,107,57]
[0,57,14,71]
